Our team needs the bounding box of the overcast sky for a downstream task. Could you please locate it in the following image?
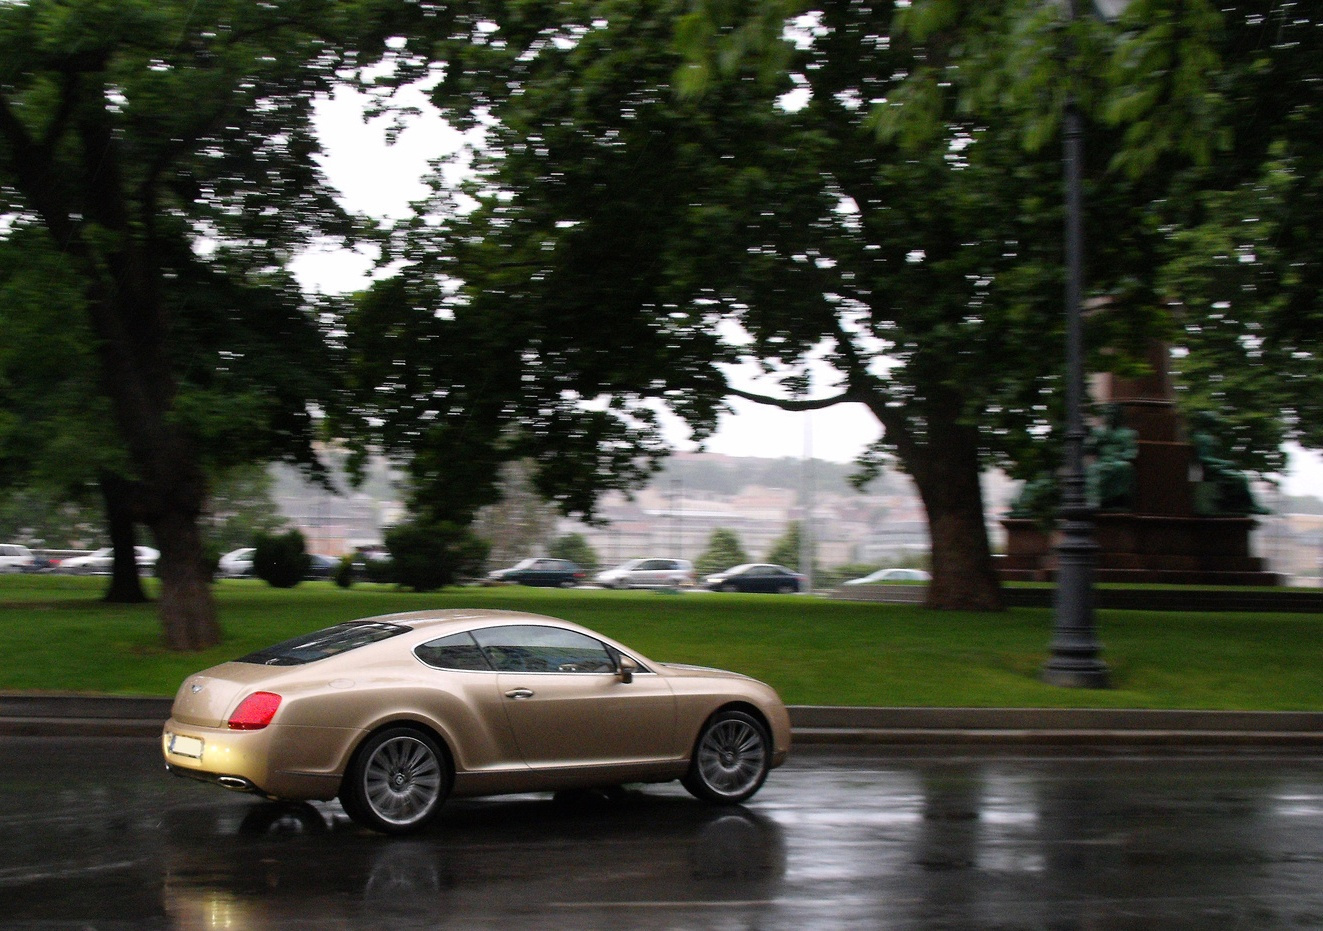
[292,88,1323,498]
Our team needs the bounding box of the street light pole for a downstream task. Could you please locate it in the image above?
[1042,0,1112,688]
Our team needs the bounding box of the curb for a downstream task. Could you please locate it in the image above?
[3,694,1322,746]
[790,706,1323,748]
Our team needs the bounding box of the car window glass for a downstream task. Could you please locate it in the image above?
[415,632,494,671]
[473,625,616,674]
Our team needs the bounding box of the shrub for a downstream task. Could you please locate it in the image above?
[334,554,356,589]
[252,530,310,589]
[385,520,489,592]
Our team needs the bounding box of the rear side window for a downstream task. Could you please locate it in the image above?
[237,622,411,666]
[416,632,494,671]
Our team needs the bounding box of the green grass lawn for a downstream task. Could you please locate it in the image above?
[1,574,1320,710]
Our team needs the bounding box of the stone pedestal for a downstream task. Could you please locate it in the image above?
[998,345,1279,587]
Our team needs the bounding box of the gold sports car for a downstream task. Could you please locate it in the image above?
[162,609,791,834]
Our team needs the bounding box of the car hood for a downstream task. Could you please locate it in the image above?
[660,662,753,682]
[170,662,291,728]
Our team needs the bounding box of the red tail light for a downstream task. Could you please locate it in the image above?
[228,692,282,730]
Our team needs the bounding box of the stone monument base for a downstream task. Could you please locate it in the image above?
[997,515,1280,586]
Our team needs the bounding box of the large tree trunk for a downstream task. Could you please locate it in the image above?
[153,507,221,652]
[882,404,1005,612]
[100,472,147,604]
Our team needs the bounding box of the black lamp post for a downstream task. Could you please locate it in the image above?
[1041,0,1126,689]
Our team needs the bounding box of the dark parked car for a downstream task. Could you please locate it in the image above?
[306,554,340,580]
[703,564,805,594]
[486,557,586,588]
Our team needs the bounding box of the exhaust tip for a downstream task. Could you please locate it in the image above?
[217,775,256,791]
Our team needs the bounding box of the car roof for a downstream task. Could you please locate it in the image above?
[353,608,594,637]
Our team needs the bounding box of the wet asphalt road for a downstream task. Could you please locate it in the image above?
[2,738,1322,930]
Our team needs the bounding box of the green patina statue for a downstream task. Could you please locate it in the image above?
[1189,412,1268,516]
[1085,404,1138,512]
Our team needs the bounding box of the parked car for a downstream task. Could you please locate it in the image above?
[305,554,340,580]
[59,545,160,575]
[842,567,932,586]
[595,557,695,590]
[0,543,36,573]
[703,564,805,594]
[217,547,255,578]
[485,557,585,588]
[162,609,791,834]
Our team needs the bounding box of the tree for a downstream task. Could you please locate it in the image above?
[549,533,600,573]
[379,0,1111,609]
[0,1,399,648]
[765,520,813,573]
[697,528,748,577]
[394,0,1323,610]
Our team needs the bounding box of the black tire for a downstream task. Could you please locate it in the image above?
[340,727,451,834]
[681,710,772,804]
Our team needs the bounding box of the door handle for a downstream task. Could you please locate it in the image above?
[504,688,535,700]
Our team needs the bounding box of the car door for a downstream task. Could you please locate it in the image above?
[529,558,562,587]
[635,559,666,587]
[744,566,774,593]
[474,625,677,768]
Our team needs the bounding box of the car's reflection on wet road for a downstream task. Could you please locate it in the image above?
[2,737,1322,929]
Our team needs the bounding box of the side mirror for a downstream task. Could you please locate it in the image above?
[617,655,638,684]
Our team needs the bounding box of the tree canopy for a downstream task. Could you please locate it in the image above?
[0,0,402,647]
[357,0,1323,609]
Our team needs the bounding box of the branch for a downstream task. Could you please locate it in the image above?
[0,88,81,250]
[726,385,854,412]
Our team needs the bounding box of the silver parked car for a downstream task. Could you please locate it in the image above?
[59,545,160,575]
[595,558,695,589]
[842,568,931,586]
[0,543,36,573]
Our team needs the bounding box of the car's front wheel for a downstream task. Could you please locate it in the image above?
[682,710,771,804]
[340,727,451,834]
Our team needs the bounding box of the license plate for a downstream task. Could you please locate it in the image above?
[169,733,204,759]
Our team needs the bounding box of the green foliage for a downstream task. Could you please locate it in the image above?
[696,528,748,576]
[548,533,600,573]
[0,0,406,646]
[385,519,490,593]
[765,520,812,570]
[252,530,310,589]
[334,555,356,589]
[0,489,101,549]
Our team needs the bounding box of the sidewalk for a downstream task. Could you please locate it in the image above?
[3,693,1322,746]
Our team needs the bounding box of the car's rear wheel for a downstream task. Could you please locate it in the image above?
[340,727,451,834]
[682,710,771,804]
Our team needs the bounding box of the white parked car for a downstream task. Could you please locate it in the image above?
[0,543,36,573]
[595,558,696,589]
[842,567,931,586]
[60,545,160,575]
[217,547,256,578]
